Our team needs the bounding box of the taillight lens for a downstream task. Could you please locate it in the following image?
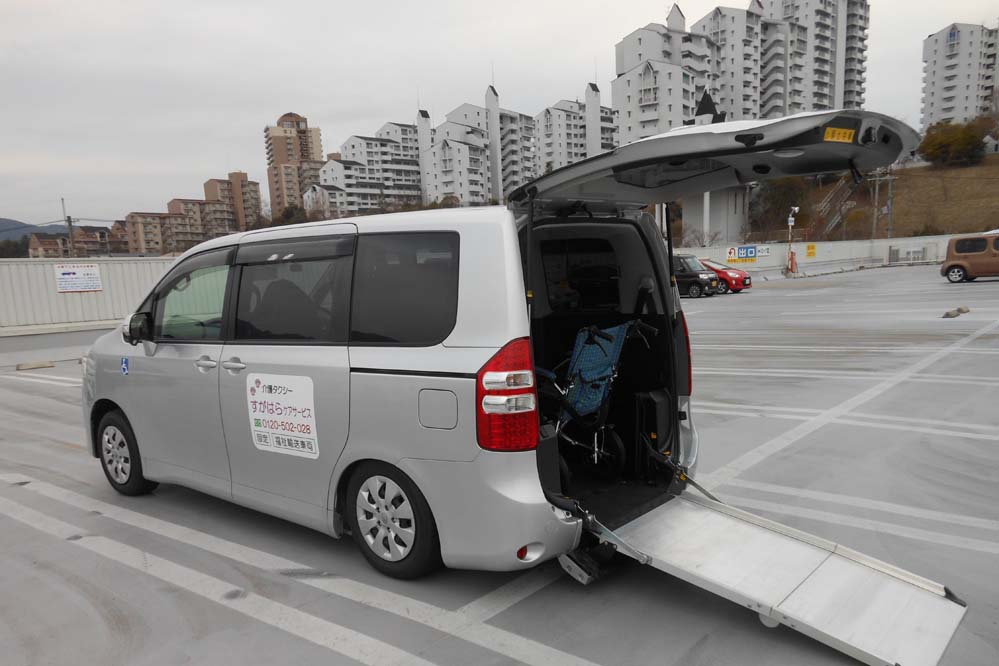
[680,310,692,394]
[476,338,539,451]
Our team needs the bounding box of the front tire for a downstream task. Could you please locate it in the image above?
[946,266,967,283]
[346,462,441,579]
[687,283,703,298]
[715,281,729,294]
[98,411,157,496]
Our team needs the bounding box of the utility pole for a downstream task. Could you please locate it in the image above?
[870,171,880,239]
[61,197,76,258]
[886,172,895,239]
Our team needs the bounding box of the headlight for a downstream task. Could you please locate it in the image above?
[700,273,713,280]
[727,271,740,278]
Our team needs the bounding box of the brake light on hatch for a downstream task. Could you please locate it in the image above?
[476,338,539,451]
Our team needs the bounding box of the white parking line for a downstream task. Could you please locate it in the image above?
[723,495,999,555]
[692,344,999,355]
[0,494,435,666]
[695,367,999,387]
[0,474,597,666]
[695,400,999,434]
[0,373,82,388]
[721,479,999,532]
[699,319,999,490]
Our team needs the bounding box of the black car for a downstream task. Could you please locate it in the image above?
[672,254,718,298]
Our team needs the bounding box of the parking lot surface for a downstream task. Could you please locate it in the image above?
[1,265,997,665]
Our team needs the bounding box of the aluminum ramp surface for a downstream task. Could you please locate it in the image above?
[614,494,966,666]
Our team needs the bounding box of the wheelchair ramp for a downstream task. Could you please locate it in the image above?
[614,494,966,666]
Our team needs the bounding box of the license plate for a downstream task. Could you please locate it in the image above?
[711,280,718,287]
[745,278,752,284]
[823,127,856,144]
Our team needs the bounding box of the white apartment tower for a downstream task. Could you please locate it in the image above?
[760,0,870,111]
[417,87,539,205]
[920,21,998,130]
[613,1,869,244]
[613,4,720,144]
[537,84,618,172]
[304,122,422,218]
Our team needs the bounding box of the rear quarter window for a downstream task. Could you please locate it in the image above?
[350,232,459,345]
[954,238,987,254]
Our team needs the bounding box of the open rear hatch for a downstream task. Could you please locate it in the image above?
[516,111,966,666]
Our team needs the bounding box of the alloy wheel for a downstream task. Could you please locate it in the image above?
[356,475,415,561]
[947,267,965,283]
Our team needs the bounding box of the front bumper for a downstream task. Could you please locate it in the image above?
[399,451,582,571]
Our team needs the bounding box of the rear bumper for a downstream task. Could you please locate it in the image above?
[399,451,582,571]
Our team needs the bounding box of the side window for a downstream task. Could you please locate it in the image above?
[954,237,987,254]
[541,238,620,312]
[350,232,459,345]
[994,237,999,251]
[234,236,354,343]
[153,248,233,341]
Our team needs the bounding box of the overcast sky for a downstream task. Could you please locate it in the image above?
[2,0,996,225]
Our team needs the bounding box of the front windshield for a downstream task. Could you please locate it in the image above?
[682,256,708,272]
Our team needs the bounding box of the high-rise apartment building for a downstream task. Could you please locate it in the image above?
[124,212,194,254]
[416,87,539,205]
[204,171,262,231]
[613,1,869,243]
[264,112,323,215]
[304,122,424,218]
[759,0,869,111]
[920,21,998,130]
[536,84,618,172]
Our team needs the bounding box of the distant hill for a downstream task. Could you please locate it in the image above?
[0,218,68,241]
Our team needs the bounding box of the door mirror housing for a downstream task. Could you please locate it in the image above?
[125,312,152,345]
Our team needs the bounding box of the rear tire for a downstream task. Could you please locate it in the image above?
[346,461,442,579]
[946,266,967,283]
[97,411,157,496]
[687,283,703,298]
[715,282,729,294]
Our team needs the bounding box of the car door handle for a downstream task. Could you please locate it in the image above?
[194,356,217,371]
[221,358,247,372]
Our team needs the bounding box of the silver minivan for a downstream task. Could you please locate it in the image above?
[83,110,968,666]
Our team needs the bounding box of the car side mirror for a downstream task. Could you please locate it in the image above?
[125,312,152,345]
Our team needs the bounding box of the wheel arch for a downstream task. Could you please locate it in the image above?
[330,457,438,538]
[90,399,124,458]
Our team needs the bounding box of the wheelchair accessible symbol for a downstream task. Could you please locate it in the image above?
[121,357,129,376]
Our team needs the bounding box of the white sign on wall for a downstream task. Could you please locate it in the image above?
[54,263,103,293]
[246,373,319,459]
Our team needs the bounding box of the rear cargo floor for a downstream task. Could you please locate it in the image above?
[568,473,673,530]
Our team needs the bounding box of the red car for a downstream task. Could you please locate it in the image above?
[700,259,752,294]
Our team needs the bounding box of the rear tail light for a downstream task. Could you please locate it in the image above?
[477,338,539,451]
[680,310,692,394]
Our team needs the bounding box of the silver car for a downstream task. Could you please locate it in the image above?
[83,110,968,666]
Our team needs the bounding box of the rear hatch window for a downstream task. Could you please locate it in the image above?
[540,238,620,312]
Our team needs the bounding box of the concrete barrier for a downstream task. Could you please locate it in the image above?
[681,234,952,278]
[0,257,173,333]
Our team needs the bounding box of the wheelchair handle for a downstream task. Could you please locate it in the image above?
[587,326,614,342]
[634,320,659,337]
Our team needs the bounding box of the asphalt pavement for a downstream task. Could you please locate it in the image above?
[1,265,997,666]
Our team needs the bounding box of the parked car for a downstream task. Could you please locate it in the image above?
[83,110,967,666]
[672,254,718,297]
[941,233,999,282]
[701,258,752,294]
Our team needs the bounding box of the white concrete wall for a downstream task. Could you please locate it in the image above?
[683,234,954,277]
[0,257,173,329]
